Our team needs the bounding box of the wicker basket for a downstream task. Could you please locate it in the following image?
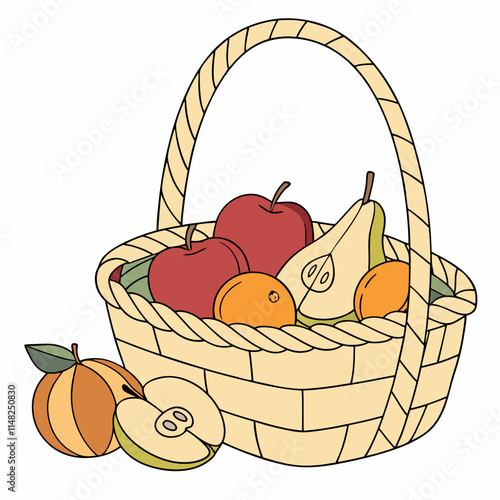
[96,19,477,466]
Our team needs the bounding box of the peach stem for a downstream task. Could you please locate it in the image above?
[71,343,81,364]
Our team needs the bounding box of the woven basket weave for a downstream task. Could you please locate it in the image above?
[96,19,477,466]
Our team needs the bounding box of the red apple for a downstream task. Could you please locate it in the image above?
[110,265,123,282]
[214,182,313,276]
[148,225,249,318]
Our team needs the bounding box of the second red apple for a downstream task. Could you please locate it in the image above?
[214,182,314,276]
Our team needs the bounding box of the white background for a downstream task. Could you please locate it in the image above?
[2,1,499,499]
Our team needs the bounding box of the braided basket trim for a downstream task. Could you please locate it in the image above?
[96,223,476,353]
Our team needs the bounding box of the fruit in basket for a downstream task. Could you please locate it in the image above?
[277,172,386,327]
[110,265,123,282]
[354,261,409,320]
[214,181,313,276]
[354,260,455,320]
[214,272,296,328]
[149,225,249,318]
[430,273,454,302]
[114,377,224,470]
[26,343,143,457]
[118,255,156,301]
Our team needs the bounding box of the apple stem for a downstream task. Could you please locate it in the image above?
[362,171,375,204]
[71,343,81,364]
[122,384,143,399]
[270,181,291,212]
[185,224,196,251]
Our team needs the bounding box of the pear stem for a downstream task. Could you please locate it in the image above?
[270,181,291,212]
[185,224,196,251]
[71,343,81,364]
[362,171,375,204]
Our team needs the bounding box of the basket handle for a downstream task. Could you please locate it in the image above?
[157,19,432,449]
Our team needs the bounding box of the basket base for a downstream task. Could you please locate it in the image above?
[113,334,452,466]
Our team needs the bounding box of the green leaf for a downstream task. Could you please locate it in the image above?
[120,254,155,302]
[25,344,76,373]
[430,274,454,303]
[126,277,154,301]
[121,254,155,277]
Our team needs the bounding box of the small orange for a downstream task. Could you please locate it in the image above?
[354,261,409,320]
[214,272,296,328]
[31,344,143,457]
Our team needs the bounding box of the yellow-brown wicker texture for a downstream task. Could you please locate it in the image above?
[96,19,477,465]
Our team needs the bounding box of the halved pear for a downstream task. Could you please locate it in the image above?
[114,377,224,470]
[277,172,386,327]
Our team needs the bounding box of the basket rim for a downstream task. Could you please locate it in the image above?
[95,223,476,353]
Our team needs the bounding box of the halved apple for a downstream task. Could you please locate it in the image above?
[114,377,224,470]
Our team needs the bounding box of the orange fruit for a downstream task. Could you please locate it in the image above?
[32,344,143,457]
[354,261,409,320]
[214,272,296,328]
